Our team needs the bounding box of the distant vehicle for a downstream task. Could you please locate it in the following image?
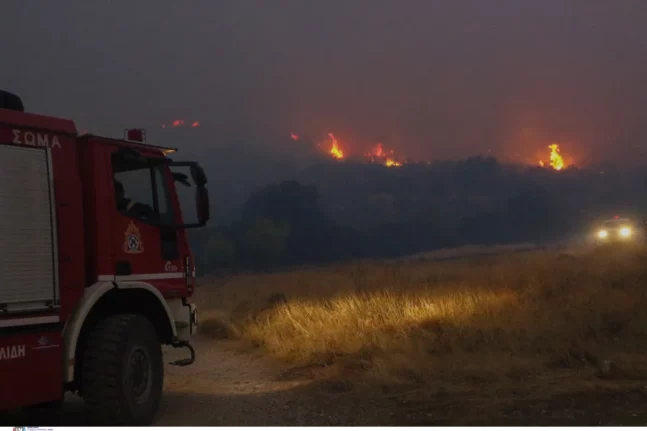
[594,216,645,244]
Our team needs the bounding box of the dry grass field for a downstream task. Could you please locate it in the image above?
[196,243,647,424]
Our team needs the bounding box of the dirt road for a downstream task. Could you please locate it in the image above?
[1,335,362,426]
[156,336,332,426]
[5,329,647,426]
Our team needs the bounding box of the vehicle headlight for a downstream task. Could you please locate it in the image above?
[620,227,631,237]
[598,230,608,239]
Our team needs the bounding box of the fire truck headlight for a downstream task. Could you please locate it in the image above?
[597,230,608,239]
[620,227,631,237]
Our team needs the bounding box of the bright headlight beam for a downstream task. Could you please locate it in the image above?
[620,227,631,237]
[598,230,608,239]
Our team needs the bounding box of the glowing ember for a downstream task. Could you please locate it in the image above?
[328,133,344,159]
[291,132,299,141]
[385,158,402,167]
[162,120,200,129]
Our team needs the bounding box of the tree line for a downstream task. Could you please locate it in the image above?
[188,156,647,273]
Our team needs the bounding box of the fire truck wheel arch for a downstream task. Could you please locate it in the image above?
[62,281,177,384]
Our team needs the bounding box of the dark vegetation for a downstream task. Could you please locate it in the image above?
[186,153,647,273]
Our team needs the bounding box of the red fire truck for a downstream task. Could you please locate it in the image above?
[0,90,208,424]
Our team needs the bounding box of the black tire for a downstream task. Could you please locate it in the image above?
[80,313,163,425]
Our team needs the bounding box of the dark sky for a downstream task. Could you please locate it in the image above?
[3,1,647,166]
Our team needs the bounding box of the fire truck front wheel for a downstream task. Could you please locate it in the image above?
[80,313,163,425]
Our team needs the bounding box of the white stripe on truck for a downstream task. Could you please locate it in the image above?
[97,272,186,282]
[0,315,59,328]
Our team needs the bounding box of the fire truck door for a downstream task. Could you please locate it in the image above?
[108,152,186,295]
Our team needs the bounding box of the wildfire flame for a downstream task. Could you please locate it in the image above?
[371,142,384,157]
[328,133,344,159]
[365,142,403,167]
[292,130,410,166]
[549,144,564,170]
[538,143,566,170]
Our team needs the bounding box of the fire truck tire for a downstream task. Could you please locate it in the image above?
[80,313,163,425]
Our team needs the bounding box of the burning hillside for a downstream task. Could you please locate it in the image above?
[156,121,575,171]
[290,131,577,170]
[159,122,575,171]
[294,132,406,167]
[288,130,577,171]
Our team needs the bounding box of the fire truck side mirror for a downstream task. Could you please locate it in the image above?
[190,164,207,187]
[196,186,210,224]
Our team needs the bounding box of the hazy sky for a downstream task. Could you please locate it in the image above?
[3,1,647,166]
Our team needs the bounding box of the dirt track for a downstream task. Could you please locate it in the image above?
[156,336,333,426]
[1,335,362,426]
[7,332,647,427]
[5,328,647,426]
[7,333,647,426]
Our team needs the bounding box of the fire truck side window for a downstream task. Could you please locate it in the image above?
[111,153,173,223]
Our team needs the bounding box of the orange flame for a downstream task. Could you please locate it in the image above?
[549,144,565,170]
[172,120,185,127]
[328,133,344,159]
[293,130,414,166]
[365,142,403,167]
[191,121,200,128]
[539,143,566,170]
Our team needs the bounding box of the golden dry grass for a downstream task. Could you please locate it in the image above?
[197,243,647,401]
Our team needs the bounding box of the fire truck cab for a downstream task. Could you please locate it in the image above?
[0,90,209,424]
